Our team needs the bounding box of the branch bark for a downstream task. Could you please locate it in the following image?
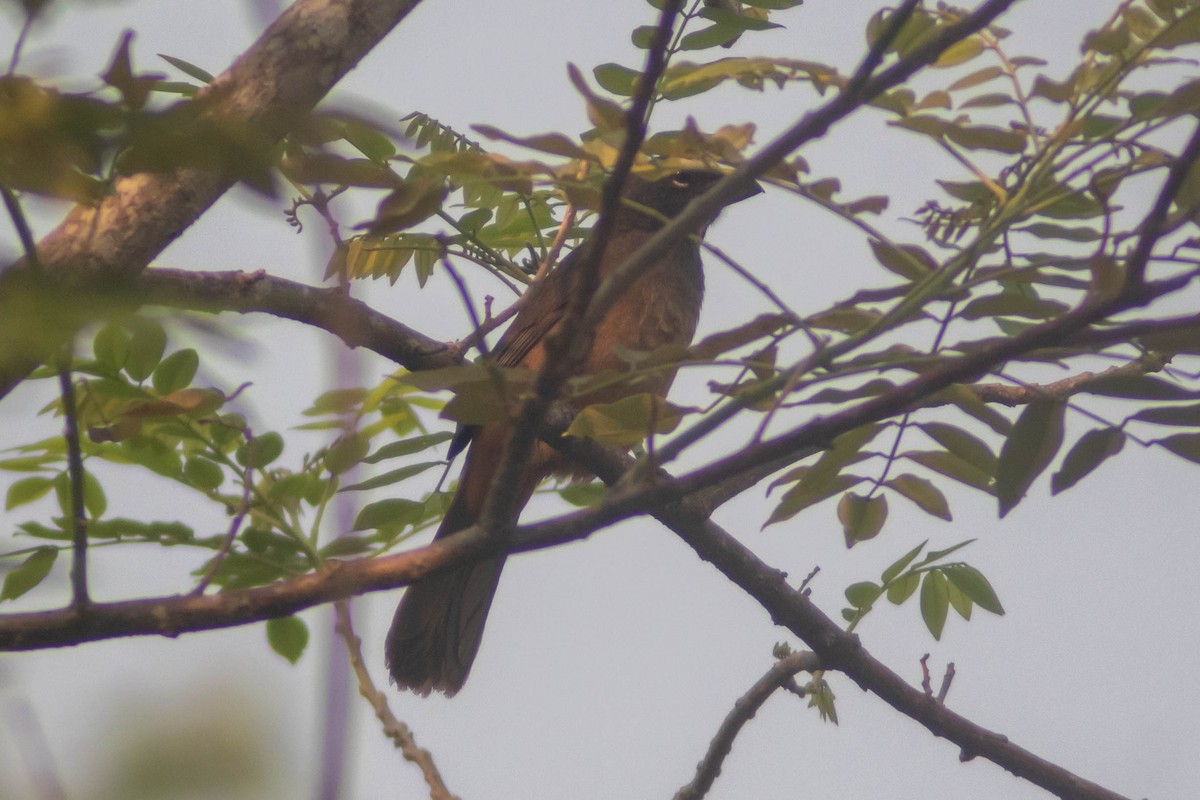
[0,0,426,398]
[675,652,822,800]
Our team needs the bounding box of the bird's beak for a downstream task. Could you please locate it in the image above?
[731,179,764,204]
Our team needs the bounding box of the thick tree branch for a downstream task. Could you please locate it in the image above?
[0,0,426,398]
[135,268,453,371]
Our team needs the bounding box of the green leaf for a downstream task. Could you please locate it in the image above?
[341,461,443,492]
[942,565,1005,615]
[837,492,888,547]
[961,293,1068,321]
[886,474,952,521]
[1084,23,1131,54]
[881,540,927,583]
[920,569,949,639]
[324,433,370,475]
[887,572,920,604]
[343,120,397,163]
[82,471,106,518]
[266,616,309,664]
[844,581,883,609]
[353,498,425,531]
[949,116,1024,149]
[946,580,973,620]
[1051,428,1125,494]
[995,401,1066,517]
[1,548,57,601]
[124,318,167,382]
[5,475,54,510]
[680,24,743,50]
[918,422,997,475]
[699,7,782,32]
[364,432,455,463]
[1019,222,1101,242]
[1156,11,1200,48]
[1130,403,1200,426]
[948,65,1005,91]
[158,53,214,83]
[906,450,993,493]
[1085,374,1200,400]
[1037,190,1103,220]
[237,432,284,469]
[593,63,640,96]
[631,25,659,49]
[868,238,934,280]
[92,323,131,373]
[740,0,805,7]
[566,394,692,447]
[567,63,625,130]
[934,36,985,68]
[766,473,863,525]
[1157,433,1200,464]
[152,348,199,394]
[559,481,607,507]
[183,457,224,491]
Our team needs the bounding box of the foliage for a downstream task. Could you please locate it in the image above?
[4,0,1200,796]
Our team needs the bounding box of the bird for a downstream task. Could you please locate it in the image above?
[386,168,762,695]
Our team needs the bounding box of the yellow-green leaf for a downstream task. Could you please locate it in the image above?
[920,569,949,639]
[1,548,57,601]
[566,394,693,447]
[886,474,952,521]
[837,492,887,547]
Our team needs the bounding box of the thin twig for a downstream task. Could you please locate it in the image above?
[675,652,821,800]
[332,601,458,800]
[938,662,956,704]
[475,0,685,535]
[1,186,40,276]
[190,464,255,596]
[56,360,89,609]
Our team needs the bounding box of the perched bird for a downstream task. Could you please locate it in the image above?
[386,169,761,695]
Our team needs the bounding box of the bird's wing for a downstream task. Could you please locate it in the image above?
[444,244,583,461]
[489,242,582,368]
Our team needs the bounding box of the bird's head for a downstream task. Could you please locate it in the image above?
[618,169,762,230]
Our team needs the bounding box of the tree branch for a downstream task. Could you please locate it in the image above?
[674,652,821,800]
[475,0,686,535]
[135,268,453,371]
[333,601,457,800]
[0,0,426,398]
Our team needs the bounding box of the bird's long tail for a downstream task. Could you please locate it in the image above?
[385,435,540,695]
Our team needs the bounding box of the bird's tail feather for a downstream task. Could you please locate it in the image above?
[385,485,507,695]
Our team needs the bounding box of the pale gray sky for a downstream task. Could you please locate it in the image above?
[1,2,1197,799]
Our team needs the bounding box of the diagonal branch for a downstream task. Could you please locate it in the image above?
[475,0,686,534]
[674,652,822,800]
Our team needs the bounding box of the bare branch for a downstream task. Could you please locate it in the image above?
[134,268,453,371]
[333,601,457,800]
[675,652,821,800]
[56,366,89,609]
